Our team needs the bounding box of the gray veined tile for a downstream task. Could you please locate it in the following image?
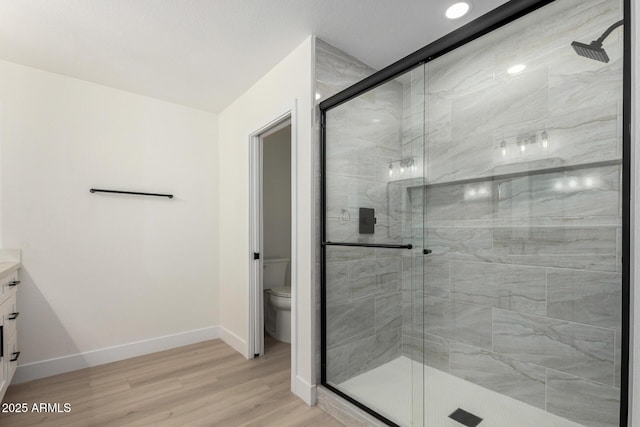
[326,216,372,244]
[382,246,408,263]
[426,42,495,97]
[402,331,450,373]
[349,328,401,379]
[424,333,449,373]
[543,105,620,166]
[345,335,376,380]
[325,245,375,263]
[425,92,452,144]
[494,68,549,131]
[424,297,492,350]
[326,298,375,349]
[493,226,618,272]
[546,369,620,427]
[401,255,414,292]
[402,333,422,363]
[326,176,401,223]
[333,90,402,147]
[325,173,350,219]
[386,184,405,223]
[402,289,425,340]
[374,328,402,367]
[425,181,494,222]
[401,95,426,143]
[451,261,546,315]
[325,262,350,306]
[401,291,413,338]
[496,165,621,220]
[427,227,493,262]
[493,309,615,385]
[424,258,450,298]
[315,38,375,101]
[549,60,623,115]
[616,226,622,274]
[349,256,401,300]
[449,342,546,409]
[426,131,494,184]
[401,253,437,295]
[375,292,402,333]
[374,220,404,245]
[348,257,400,281]
[381,271,402,294]
[451,68,548,143]
[326,341,351,385]
[614,329,621,388]
[349,275,382,301]
[324,133,377,179]
[547,269,621,329]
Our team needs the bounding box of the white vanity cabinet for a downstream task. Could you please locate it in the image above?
[0,268,20,402]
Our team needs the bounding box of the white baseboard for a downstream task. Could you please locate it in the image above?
[219,326,249,359]
[293,375,317,405]
[12,326,220,384]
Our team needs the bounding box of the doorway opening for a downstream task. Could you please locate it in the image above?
[249,116,293,360]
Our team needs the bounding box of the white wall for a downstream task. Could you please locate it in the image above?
[263,125,292,279]
[0,60,219,380]
[218,37,315,403]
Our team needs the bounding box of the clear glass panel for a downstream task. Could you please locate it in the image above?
[324,0,623,426]
[422,0,623,426]
[324,66,426,426]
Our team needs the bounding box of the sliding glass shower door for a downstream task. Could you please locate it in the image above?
[322,0,626,426]
[420,1,624,425]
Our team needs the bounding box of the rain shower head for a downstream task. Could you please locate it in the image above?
[571,40,609,63]
[571,19,623,63]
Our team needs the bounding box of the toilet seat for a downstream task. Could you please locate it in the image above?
[270,287,291,298]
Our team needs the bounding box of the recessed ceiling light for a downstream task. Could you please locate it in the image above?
[445,2,470,19]
[315,92,321,100]
[507,64,526,74]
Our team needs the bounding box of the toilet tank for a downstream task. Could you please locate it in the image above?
[263,258,289,290]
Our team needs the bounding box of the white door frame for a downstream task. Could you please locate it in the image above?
[248,105,297,383]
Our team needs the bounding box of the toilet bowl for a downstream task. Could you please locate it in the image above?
[268,287,291,343]
[263,258,291,343]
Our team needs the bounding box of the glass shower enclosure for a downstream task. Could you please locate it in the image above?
[320,0,629,426]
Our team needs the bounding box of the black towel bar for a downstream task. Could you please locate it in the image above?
[90,189,173,199]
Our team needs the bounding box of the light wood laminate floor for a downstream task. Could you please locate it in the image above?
[0,336,342,427]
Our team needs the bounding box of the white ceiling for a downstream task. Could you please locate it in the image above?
[0,0,508,113]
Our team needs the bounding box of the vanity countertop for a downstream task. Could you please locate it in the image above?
[0,262,21,279]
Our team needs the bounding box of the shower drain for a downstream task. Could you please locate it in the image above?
[448,408,483,426]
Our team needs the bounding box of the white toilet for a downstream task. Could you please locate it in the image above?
[263,258,291,343]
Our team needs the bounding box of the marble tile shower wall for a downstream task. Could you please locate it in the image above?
[324,77,409,385]
[399,1,623,426]
[314,39,392,384]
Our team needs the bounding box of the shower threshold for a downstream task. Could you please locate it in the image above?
[336,356,585,427]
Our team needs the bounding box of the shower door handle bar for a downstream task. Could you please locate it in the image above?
[323,241,413,250]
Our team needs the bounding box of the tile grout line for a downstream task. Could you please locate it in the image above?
[544,368,548,413]
[491,307,495,353]
[545,268,548,318]
[613,331,616,387]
